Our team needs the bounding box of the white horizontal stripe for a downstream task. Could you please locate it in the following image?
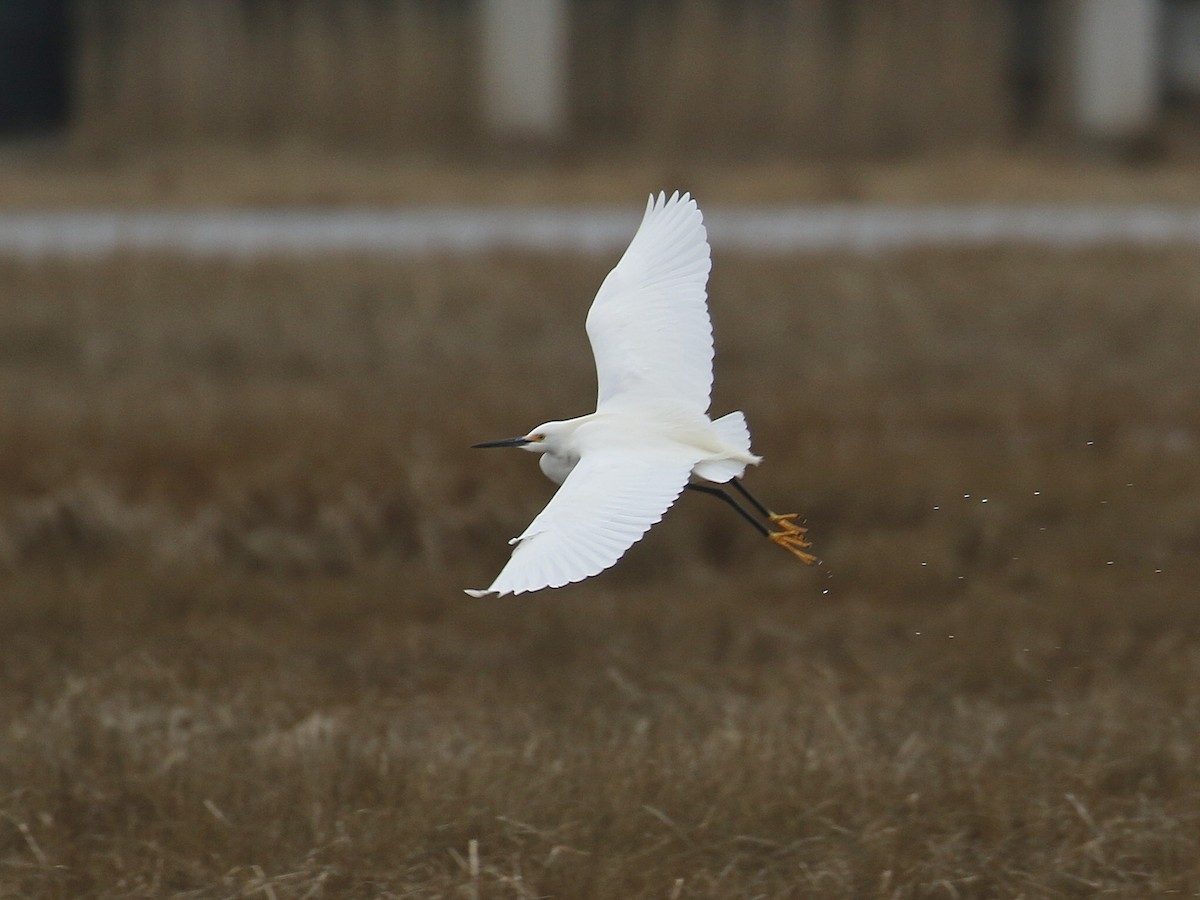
[3,206,1200,257]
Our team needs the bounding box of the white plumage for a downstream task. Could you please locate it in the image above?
[467,191,813,597]
[470,447,696,597]
[587,192,714,413]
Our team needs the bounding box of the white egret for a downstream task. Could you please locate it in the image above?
[466,191,815,597]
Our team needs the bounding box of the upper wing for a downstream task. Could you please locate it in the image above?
[465,448,694,597]
[585,191,713,413]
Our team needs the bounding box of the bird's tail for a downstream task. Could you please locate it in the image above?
[693,411,762,482]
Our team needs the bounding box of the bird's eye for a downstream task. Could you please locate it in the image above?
[531,433,546,442]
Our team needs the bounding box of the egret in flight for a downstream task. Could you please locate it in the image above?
[467,191,815,597]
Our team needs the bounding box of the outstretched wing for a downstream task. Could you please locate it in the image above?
[465,448,694,597]
[585,191,713,414]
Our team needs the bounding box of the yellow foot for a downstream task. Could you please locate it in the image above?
[769,527,817,565]
[768,512,808,537]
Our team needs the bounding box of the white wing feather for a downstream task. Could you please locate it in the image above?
[586,191,713,413]
[465,448,694,597]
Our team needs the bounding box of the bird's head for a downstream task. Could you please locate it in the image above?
[471,419,573,455]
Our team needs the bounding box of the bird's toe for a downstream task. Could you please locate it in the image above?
[769,529,818,565]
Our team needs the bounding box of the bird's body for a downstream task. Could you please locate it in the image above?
[468,192,814,597]
[529,406,760,487]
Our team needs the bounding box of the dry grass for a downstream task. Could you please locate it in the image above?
[1,245,1200,897]
[6,148,1200,210]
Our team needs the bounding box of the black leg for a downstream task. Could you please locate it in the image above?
[684,483,770,537]
[729,477,772,519]
[689,481,817,565]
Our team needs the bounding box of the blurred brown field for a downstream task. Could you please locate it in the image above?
[6,148,1200,210]
[2,244,1200,897]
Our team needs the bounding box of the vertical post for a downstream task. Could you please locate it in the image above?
[1164,0,1200,96]
[1072,0,1161,140]
[480,0,568,141]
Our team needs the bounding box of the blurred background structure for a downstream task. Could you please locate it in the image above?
[2,0,1200,161]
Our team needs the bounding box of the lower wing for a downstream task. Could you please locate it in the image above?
[466,448,695,597]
